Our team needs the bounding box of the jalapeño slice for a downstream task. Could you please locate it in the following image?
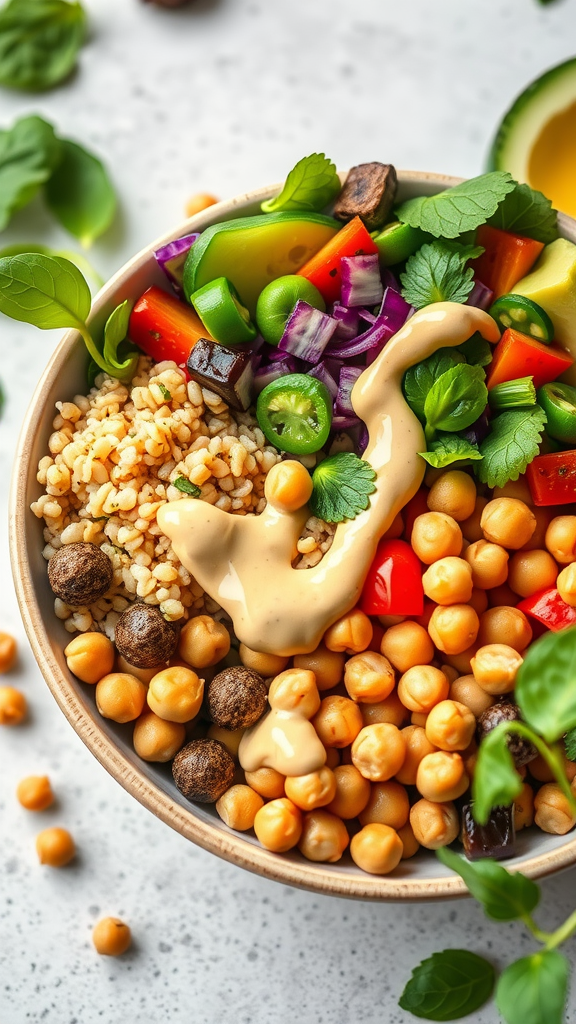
[256,373,332,455]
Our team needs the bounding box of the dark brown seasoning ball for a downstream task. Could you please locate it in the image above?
[115,604,179,668]
[47,543,113,607]
[172,739,235,802]
[207,666,268,730]
[477,700,537,767]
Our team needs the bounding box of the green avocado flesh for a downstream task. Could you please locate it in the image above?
[183,212,339,317]
[515,238,576,384]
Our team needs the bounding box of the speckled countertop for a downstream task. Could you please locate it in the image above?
[1,1,576,1021]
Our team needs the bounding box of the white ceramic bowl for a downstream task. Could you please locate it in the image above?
[10,171,576,900]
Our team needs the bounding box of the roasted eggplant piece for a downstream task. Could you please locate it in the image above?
[334,162,398,231]
[477,699,538,767]
[461,803,516,861]
[187,339,254,411]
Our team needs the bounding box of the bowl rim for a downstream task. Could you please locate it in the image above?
[10,170,576,901]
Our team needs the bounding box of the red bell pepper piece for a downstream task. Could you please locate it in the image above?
[517,587,576,631]
[402,488,430,542]
[526,450,576,505]
[486,328,574,390]
[361,538,424,617]
[129,286,213,366]
[297,216,379,304]
[473,225,544,299]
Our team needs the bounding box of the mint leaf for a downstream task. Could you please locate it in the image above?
[400,241,482,310]
[516,625,576,743]
[420,433,483,469]
[496,951,568,1024]
[397,172,516,239]
[488,182,558,244]
[565,726,576,761]
[399,949,494,1021]
[403,349,464,423]
[437,847,539,921]
[476,405,547,487]
[457,332,493,367]
[0,0,87,93]
[45,138,116,247]
[262,153,341,214]
[173,476,201,497]
[424,363,488,435]
[0,114,61,232]
[309,452,376,524]
[471,723,524,825]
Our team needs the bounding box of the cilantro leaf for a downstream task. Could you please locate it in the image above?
[565,727,576,761]
[261,153,341,214]
[398,949,494,1021]
[403,349,465,422]
[419,433,483,469]
[309,452,376,524]
[173,476,202,497]
[424,363,488,436]
[457,332,493,367]
[476,405,547,487]
[488,182,558,244]
[396,172,516,239]
[400,241,482,310]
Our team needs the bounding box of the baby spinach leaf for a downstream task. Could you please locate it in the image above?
[396,172,516,239]
[0,242,103,291]
[0,251,90,328]
[516,626,576,743]
[101,299,137,381]
[0,114,61,231]
[403,349,464,422]
[262,153,341,214]
[488,182,558,245]
[437,847,539,921]
[0,0,87,93]
[419,433,482,469]
[424,363,488,435]
[475,405,547,488]
[457,332,493,367]
[495,951,568,1024]
[398,949,494,1021]
[45,139,116,247]
[471,722,524,825]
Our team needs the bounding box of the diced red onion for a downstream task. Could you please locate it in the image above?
[154,233,199,289]
[278,300,338,363]
[359,309,378,325]
[325,286,409,359]
[466,279,494,312]
[308,362,338,400]
[358,423,369,454]
[253,359,297,394]
[461,412,491,447]
[336,366,363,416]
[382,268,400,292]
[332,302,360,341]
[332,414,362,430]
[340,254,384,308]
[380,285,413,325]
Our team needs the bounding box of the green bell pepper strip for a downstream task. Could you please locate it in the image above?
[489,293,554,344]
[372,221,428,266]
[537,382,576,444]
[256,275,325,346]
[256,374,333,455]
[189,276,257,345]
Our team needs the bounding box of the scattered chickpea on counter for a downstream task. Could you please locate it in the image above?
[92,917,132,957]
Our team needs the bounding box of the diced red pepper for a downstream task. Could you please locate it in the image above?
[517,588,576,631]
[297,216,379,304]
[526,450,576,505]
[474,225,544,299]
[486,328,574,390]
[361,538,424,617]
[129,286,213,366]
[402,488,430,542]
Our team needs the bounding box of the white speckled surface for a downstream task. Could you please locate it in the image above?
[1,1,576,1021]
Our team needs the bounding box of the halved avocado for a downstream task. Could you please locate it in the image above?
[182,212,339,317]
[488,58,576,218]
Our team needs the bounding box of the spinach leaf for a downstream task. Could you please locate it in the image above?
[0,251,90,328]
[419,433,483,469]
[403,349,464,423]
[424,363,488,435]
[0,242,103,291]
[45,138,116,247]
[102,299,137,379]
[471,722,524,825]
[516,625,576,743]
[0,0,87,92]
[496,951,568,1024]
[437,847,539,921]
[0,114,61,231]
[398,949,494,1021]
[457,332,493,367]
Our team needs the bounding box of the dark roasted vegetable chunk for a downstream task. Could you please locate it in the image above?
[461,803,516,860]
[187,338,255,410]
[334,162,398,231]
[477,699,538,767]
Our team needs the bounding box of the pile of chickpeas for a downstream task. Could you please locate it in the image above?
[61,465,576,876]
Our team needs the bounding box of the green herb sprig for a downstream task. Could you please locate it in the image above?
[261,153,341,215]
[0,0,87,93]
[396,172,516,239]
[475,405,547,487]
[309,452,376,523]
[173,476,202,497]
[487,182,559,244]
[400,241,484,309]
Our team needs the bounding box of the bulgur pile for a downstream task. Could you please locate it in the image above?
[32,357,334,640]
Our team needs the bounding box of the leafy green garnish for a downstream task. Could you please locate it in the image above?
[496,952,568,1024]
[424,363,488,438]
[403,349,464,423]
[475,405,547,487]
[565,726,576,761]
[157,382,172,402]
[0,0,87,93]
[400,241,483,310]
[419,433,483,469]
[516,625,576,743]
[261,153,341,214]
[437,847,540,921]
[471,723,524,825]
[45,139,116,248]
[398,949,494,1021]
[456,332,493,367]
[173,476,201,497]
[0,114,61,232]
[309,452,376,524]
[488,377,536,412]
[102,299,137,380]
[487,182,558,244]
[0,242,103,291]
[396,172,516,239]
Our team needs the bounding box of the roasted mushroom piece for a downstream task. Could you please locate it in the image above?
[477,699,538,767]
[187,338,255,411]
[461,802,516,861]
[334,162,398,231]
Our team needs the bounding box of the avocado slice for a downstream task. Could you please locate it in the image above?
[514,238,576,383]
[183,212,339,317]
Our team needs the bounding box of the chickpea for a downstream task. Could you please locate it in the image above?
[488,584,518,607]
[508,549,558,598]
[117,656,160,685]
[462,738,478,777]
[449,675,494,718]
[425,700,476,751]
[207,723,244,758]
[477,606,532,652]
[326,764,371,819]
[245,767,285,800]
[411,711,429,727]
[264,459,313,511]
[16,775,54,811]
[443,644,479,676]
[216,784,264,831]
[178,615,230,669]
[416,751,469,802]
[410,799,459,849]
[468,589,489,617]
[185,191,218,217]
[534,783,576,834]
[0,685,27,725]
[411,512,462,564]
[520,507,553,552]
[92,917,131,957]
[133,711,186,762]
[96,673,147,724]
[397,665,449,713]
[323,608,373,654]
[514,782,534,831]
[64,632,114,684]
[284,766,337,811]
[253,797,302,852]
[361,690,407,728]
[545,516,576,564]
[529,753,576,784]
[557,563,576,606]
[293,644,344,691]
[427,471,477,522]
[398,821,420,859]
[464,540,509,589]
[351,723,406,781]
[298,810,349,863]
[428,604,479,656]
[147,665,204,723]
[380,621,434,673]
[350,823,403,874]
[239,644,288,678]
[359,780,410,830]
[312,695,363,748]
[422,557,473,606]
[269,669,319,719]
[461,497,488,543]
[343,651,395,704]
[395,726,437,786]
[493,476,533,505]
[36,826,75,867]
[0,631,17,673]
[440,663,459,684]
[378,614,407,628]
[414,601,436,630]
[470,644,523,695]
[481,498,536,550]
